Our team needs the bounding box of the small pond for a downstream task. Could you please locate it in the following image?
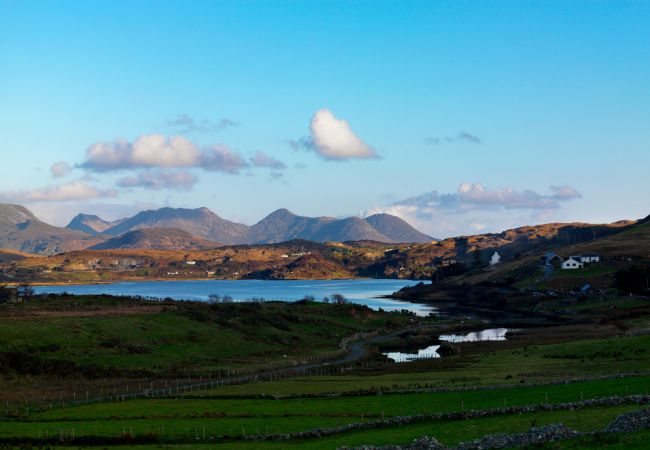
[438,327,510,343]
[383,328,512,363]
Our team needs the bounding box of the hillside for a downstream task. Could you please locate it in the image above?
[0,248,32,263]
[103,207,250,245]
[0,204,102,255]
[365,213,434,243]
[66,214,122,234]
[2,215,644,282]
[89,228,222,251]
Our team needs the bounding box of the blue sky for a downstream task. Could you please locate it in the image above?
[0,1,648,237]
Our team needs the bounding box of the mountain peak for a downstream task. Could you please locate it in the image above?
[364,213,434,243]
[67,213,116,235]
[0,203,38,226]
[267,208,297,218]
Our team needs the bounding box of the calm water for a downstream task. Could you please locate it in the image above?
[384,328,511,362]
[34,279,435,315]
[439,328,510,343]
[384,345,441,362]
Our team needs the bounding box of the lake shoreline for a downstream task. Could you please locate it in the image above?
[32,278,432,315]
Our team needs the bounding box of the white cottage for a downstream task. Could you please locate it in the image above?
[561,256,584,270]
[489,251,501,266]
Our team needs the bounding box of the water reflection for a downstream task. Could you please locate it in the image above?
[384,345,440,362]
[384,328,512,363]
[439,328,510,343]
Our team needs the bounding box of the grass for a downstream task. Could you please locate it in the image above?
[188,333,650,397]
[0,297,410,375]
[2,294,650,448]
[16,405,642,448]
[24,375,650,422]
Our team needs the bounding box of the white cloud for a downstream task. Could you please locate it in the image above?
[200,145,249,173]
[0,181,116,203]
[50,161,72,178]
[550,185,582,200]
[250,151,286,170]
[167,114,239,133]
[116,170,198,191]
[80,134,251,174]
[308,109,379,160]
[363,182,582,238]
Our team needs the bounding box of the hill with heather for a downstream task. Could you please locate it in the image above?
[89,228,222,251]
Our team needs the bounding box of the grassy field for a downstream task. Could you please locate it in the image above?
[1,294,650,448]
[0,295,409,374]
[2,403,643,447]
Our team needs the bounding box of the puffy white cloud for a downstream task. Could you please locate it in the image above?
[308,109,379,160]
[116,170,198,191]
[0,181,116,203]
[50,161,72,178]
[80,135,250,174]
[363,182,582,238]
[250,151,286,170]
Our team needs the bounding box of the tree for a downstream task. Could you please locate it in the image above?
[17,282,35,302]
[472,249,482,269]
[614,265,650,295]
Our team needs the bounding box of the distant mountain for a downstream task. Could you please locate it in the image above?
[0,204,101,255]
[67,213,123,235]
[103,207,250,245]
[364,214,433,243]
[96,207,433,245]
[8,205,432,253]
[89,228,221,251]
[249,209,393,243]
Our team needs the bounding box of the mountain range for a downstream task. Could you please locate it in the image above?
[0,203,433,254]
[0,204,102,254]
[69,206,433,246]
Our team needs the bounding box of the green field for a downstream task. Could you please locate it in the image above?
[1,294,650,448]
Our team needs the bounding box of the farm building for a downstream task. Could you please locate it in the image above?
[561,256,584,270]
[579,253,601,263]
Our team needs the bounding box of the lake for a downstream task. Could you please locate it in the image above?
[34,279,436,315]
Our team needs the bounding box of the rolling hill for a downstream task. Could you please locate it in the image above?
[101,207,250,245]
[89,228,222,251]
[365,213,434,243]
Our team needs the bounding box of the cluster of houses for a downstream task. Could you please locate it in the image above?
[541,252,600,270]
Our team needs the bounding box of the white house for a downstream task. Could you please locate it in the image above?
[489,251,501,266]
[579,253,600,263]
[561,257,584,270]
